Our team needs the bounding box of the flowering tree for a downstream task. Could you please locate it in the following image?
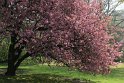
[0,0,121,76]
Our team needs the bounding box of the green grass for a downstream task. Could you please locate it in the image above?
[0,63,124,83]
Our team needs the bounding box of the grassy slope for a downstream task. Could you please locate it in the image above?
[0,63,124,83]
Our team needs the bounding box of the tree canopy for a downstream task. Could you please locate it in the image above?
[0,0,122,76]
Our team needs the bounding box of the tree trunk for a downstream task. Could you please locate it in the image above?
[5,32,16,76]
[5,53,30,76]
[5,32,30,76]
[5,64,16,76]
[5,52,30,76]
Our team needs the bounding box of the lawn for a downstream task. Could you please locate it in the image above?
[0,63,124,83]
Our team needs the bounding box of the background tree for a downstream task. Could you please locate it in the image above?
[85,0,124,62]
[0,38,9,63]
[0,0,121,76]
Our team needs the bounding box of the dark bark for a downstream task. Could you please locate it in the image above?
[5,52,30,76]
[5,64,16,76]
[5,33,17,76]
[5,32,30,76]
[14,52,30,70]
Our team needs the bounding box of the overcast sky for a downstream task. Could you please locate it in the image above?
[114,0,124,10]
[116,4,124,10]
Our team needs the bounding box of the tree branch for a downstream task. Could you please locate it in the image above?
[14,52,30,69]
[115,19,124,27]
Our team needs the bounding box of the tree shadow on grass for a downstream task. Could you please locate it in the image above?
[0,68,30,75]
[0,74,95,83]
[0,68,95,83]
